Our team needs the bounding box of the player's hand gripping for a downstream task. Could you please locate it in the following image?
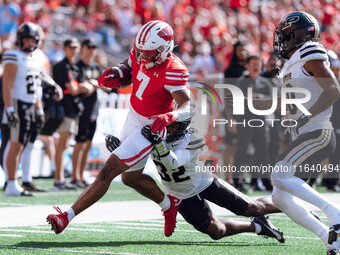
[6,107,19,128]
[141,125,170,157]
[97,67,120,89]
[105,134,121,152]
[149,112,178,133]
[285,114,310,137]
[141,125,163,145]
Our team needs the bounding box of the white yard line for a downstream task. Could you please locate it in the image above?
[0,234,23,237]
[0,246,144,255]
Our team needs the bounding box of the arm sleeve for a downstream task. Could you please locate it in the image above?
[159,148,190,170]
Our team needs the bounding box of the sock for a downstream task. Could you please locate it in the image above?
[5,180,24,196]
[272,186,329,245]
[272,174,340,225]
[66,208,75,222]
[158,195,171,211]
[254,222,261,234]
[21,142,34,183]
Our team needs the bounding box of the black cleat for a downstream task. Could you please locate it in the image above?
[22,182,48,192]
[327,224,340,255]
[253,215,285,243]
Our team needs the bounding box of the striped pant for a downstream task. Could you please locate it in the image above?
[276,129,335,180]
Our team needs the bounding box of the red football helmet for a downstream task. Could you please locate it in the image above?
[134,20,174,69]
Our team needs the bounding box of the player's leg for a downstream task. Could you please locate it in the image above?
[271,129,340,252]
[122,169,165,204]
[272,186,329,245]
[54,117,77,190]
[5,100,33,196]
[47,129,156,234]
[271,130,340,224]
[179,194,281,242]
[79,119,97,185]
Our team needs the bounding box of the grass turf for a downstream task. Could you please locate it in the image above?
[0,179,329,254]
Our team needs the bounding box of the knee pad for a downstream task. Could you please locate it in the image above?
[271,161,295,189]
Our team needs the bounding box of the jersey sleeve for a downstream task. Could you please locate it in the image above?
[2,51,18,65]
[164,62,189,93]
[299,42,328,62]
[185,128,205,150]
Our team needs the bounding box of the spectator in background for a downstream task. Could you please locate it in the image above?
[71,38,109,188]
[323,50,340,192]
[46,40,65,66]
[192,41,216,74]
[222,41,248,187]
[259,53,283,191]
[233,55,271,192]
[0,0,21,51]
[52,37,93,190]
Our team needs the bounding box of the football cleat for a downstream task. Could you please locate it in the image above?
[22,182,48,192]
[163,195,181,237]
[327,224,340,255]
[46,206,69,234]
[253,215,285,243]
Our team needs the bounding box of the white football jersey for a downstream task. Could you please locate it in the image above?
[2,48,45,103]
[151,128,213,199]
[280,41,333,135]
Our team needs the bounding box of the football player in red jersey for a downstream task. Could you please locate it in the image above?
[47,21,191,236]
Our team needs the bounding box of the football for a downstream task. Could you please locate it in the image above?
[108,64,132,88]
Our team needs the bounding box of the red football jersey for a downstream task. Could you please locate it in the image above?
[128,50,189,117]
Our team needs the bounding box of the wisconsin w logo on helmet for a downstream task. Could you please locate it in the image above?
[134,20,175,69]
[157,27,173,43]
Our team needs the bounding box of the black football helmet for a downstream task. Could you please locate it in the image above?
[165,119,191,143]
[273,11,320,59]
[16,22,40,52]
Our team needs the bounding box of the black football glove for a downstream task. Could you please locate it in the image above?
[6,107,18,128]
[285,114,310,138]
[141,125,170,157]
[105,134,121,152]
[43,83,60,101]
[141,125,162,144]
[36,112,45,132]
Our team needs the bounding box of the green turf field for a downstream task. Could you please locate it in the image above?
[0,179,330,254]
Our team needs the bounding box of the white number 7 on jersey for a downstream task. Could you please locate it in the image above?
[136,70,150,100]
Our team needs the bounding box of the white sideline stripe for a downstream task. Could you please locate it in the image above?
[0,229,54,234]
[0,246,140,255]
[0,234,23,237]
[31,226,106,232]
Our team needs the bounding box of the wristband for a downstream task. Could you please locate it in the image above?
[154,140,170,157]
[6,106,14,114]
[36,109,44,115]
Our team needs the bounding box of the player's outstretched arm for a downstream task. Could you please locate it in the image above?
[304,59,340,118]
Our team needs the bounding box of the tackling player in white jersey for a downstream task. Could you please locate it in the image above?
[252,11,340,254]
[2,22,61,196]
[106,119,285,243]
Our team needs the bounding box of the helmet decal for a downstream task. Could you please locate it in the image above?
[157,27,173,42]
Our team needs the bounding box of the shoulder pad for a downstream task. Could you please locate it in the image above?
[186,127,205,150]
[299,42,327,61]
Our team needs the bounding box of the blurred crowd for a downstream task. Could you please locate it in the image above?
[0,0,340,74]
